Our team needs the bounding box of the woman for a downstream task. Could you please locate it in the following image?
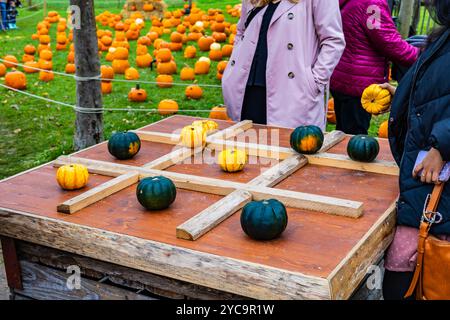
[222,0,345,129]
[381,0,450,300]
[330,0,420,135]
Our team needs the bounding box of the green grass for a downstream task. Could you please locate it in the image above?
[0,0,386,179]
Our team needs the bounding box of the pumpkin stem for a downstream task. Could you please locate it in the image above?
[136,84,140,90]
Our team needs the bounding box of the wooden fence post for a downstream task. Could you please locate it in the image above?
[71,0,104,151]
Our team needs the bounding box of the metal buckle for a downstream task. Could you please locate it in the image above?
[422,194,443,225]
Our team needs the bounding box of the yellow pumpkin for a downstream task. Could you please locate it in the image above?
[218,149,247,173]
[180,125,206,149]
[192,120,219,134]
[361,84,392,115]
[378,120,389,138]
[56,164,89,190]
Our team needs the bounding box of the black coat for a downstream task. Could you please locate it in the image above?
[389,29,450,235]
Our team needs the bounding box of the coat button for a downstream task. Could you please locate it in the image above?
[230,60,235,66]
[288,12,294,20]
[288,72,295,79]
[287,43,294,50]
[389,117,394,123]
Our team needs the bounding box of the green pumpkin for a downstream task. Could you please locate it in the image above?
[108,131,141,160]
[240,199,288,241]
[290,125,324,154]
[136,176,177,210]
[347,135,380,162]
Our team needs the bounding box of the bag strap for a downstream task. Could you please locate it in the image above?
[404,183,445,298]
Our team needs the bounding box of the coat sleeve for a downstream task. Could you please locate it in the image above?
[363,0,420,66]
[430,117,450,161]
[311,0,346,90]
[234,0,251,48]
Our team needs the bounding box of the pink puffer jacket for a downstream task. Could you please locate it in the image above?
[330,0,420,97]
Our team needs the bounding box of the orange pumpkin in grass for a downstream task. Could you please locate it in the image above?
[217,60,228,74]
[39,35,51,45]
[100,65,114,81]
[125,67,140,80]
[101,81,112,94]
[3,55,18,68]
[180,67,195,81]
[221,44,233,57]
[137,36,151,46]
[170,32,183,43]
[156,48,172,62]
[156,74,173,88]
[5,70,27,90]
[147,31,159,41]
[209,46,222,61]
[39,50,53,61]
[101,35,113,46]
[23,61,39,73]
[158,99,179,116]
[22,54,35,63]
[136,53,153,68]
[114,47,129,60]
[67,51,75,63]
[169,42,183,52]
[185,85,203,100]
[194,60,210,75]
[198,36,215,51]
[39,70,54,82]
[177,25,186,34]
[128,84,147,102]
[184,46,197,59]
[209,106,230,120]
[0,63,7,76]
[112,59,130,74]
[65,63,76,74]
[38,59,53,70]
[157,61,177,75]
[24,45,36,55]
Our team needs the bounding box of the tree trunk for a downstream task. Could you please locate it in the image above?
[398,0,415,38]
[71,0,103,151]
[27,0,38,11]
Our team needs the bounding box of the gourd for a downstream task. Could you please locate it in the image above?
[180,125,206,149]
[347,135,380,162]
[192,120,218,134]
[108,131,141,160]
[56,164,89,190]
[361,84,392,114]
[136,176,177,210]
[290,125,324,154]
[128,84,147,102]
[240,199,288,241]
[218,149,247,173]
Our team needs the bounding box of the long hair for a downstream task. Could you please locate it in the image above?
[425,0,450,43]
[249,0,299,7]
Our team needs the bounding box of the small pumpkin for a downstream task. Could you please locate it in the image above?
[378,120,389,139]
[184,45,197,59]
[180,125,206,149]
[347,135,380,162]
[361,84,392,115]
[198,36,215,51]
[128,84,147,102]
[209,49,223,61]
[114,47,129,60]
[218,149,247,173]
[112,59,130,74]
[0,63,7,77]
[156,61,177,75]
[5,70,27,90]
[156,48,172,62]
[100,65,114,80]
[192,120,219,134]
[3,55,18,68]
[156,74,173,88]
[327,98,336,124]
[22,54,35,63]
[290,125,324,154]
[56,164,89,190]
[185,85,203,99]
[125,67,140,80]
[108,131,141,160]
[209,106,230,120]
[24,44,37,55]
[217,60,228,74]
[23,61,39,73]
[65,63,76,74]
[39,70,54,82]
[221,44,233,57]
[136,176,177,211]
[180,67,195,81]
[158,99,179,115]
[240,199,288,241]
[194,60,210,75]
[136,53,153,68]
[101,81,113,94]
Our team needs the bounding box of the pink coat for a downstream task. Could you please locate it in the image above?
[222,0,346,129]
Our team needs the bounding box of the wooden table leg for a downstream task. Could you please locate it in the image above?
[0,237,23,290]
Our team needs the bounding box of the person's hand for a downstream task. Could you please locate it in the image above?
[413,148,445,184]
[379,83,397,96]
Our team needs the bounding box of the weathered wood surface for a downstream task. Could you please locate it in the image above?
[71,0,103,150]
[0,245,10,300]
[0,237,22,290]
[16,261,154,300]
[0,208,331,299]
[17,241,247,300]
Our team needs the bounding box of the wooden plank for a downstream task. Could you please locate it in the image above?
[0,237,22,290]
[16,260,154,300]
[57,172,140,214]
[319,130,346,152]
[54,156,364,217]
[327,201,397,299]
[17,241,247,300]
[142,147,193,170]
[0,208,331,299]
[176,190,253,240]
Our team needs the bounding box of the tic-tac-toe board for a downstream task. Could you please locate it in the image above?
[0,115,399,299]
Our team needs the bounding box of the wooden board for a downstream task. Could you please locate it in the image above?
[0,115,399,300]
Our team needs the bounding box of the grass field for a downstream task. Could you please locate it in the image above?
[0,0,388,179]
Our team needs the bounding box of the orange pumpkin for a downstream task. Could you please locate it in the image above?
[184,46,197,59]
[65,63,76,74]
[180,67,195,81]
[3,55,18,68]
[378,120,389,139]
[137,36,151,46]
[169,42,183,52]
[100,65,114,81]
[209,49,222,61]
[156,74,173,88]
[147,31,159,41]
[128,84,147,102]
[212,32,227,43]
[114,47,129,60]
[221,44,233,57]
[209,106,230,120]
[5,70,27,90]
[176,25,186,34]
[23,61,39,73]
[194,60,210,75]
[125,67,140,80]
[39,49,53,61]
[327,98,336,124]
[157,61,176,75]
[101,81,112,94]
[156,48,172,62]
[185,85,203,100]
[101,35,113,46]
[39,70,54,82]
[198,36,215,51]
[24,45,36,55]
[136,53,153,68]
[39,35,51,44]
[38,59,53,70]
[170,32,183,43]
[143,3,154,12]
[217,60,228,74]
[67,51,75,63]
[0,63,7,76]
[158,99,179,116]
[112,59,130,74]
[22,54,35,63]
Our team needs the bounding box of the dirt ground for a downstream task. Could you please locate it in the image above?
[0,247,9,299]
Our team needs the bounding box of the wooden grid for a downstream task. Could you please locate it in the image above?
[53,120,399,242]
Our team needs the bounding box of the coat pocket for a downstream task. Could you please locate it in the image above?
[305,67,323,96]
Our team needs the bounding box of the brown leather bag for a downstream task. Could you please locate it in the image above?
[405,183,450,300]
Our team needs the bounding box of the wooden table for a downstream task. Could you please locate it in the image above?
[0,115,399,300]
